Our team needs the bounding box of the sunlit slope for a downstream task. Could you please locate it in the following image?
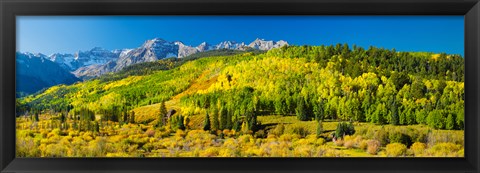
[133,70,220,124]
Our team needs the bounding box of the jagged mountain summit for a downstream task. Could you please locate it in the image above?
[48,47,122,71]
[72,38,289,79]
[17,38,288,94]
[248,38,289,50]
[19,38,288,81]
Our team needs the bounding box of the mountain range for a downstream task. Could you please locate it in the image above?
[16,38,288,95]
[16,52,80,96]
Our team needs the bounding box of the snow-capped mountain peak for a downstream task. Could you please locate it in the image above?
[248,38,288,50]
[215,41,247,50]
[36,38,288,79]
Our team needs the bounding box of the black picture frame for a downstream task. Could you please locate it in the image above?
[1,0,479,173]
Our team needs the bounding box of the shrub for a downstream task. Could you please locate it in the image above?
[293,144,314,157]
[373,128,388,146]
[457,149,464,157]
[199,147,219,157]
[426,130,458,146]
[291,126,309,137]
[238,135,255,144]
[386,143,407,157]
[409,142,427,156]
[388,132,412,147]
[353,135,363,145]
[43,143,68,157]
[254,130,267,138]
[335,122,355,139]
[343,135,355,149]
[322,147,344,157]
[144,129,155,137]
[16,136,40,157]
[218,147,238,157]
[367,139,381,155]
[426,142,462,157]
[175,130,187,138]
[334,139,344,146]
[315,138,326,146]
[344,140,355,149]
[270,124,285,137]
[358,140,368,150]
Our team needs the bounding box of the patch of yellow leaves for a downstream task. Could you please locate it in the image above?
[103,76,143,90]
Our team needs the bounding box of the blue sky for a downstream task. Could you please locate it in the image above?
[17,16,464,56]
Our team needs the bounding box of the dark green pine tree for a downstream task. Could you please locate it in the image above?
[203,112,211,131]
[60,112,66,123]
[93,121,100,133]
[177,115,185,130]
[219,107,228,130]
[296,96,308,121]
[212,107,219,131]
[159,101,168,127]
[129,111,136,124]
[226,109,232,129]
[33,111,39,122]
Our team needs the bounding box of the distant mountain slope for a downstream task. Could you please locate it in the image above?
[22,38,288,81]
[96,49,266,83]
[16,52,80,96]
[48,47,122,71]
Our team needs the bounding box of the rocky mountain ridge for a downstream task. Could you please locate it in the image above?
[20,38,289,80]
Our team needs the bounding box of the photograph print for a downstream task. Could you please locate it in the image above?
[15,16,464,157]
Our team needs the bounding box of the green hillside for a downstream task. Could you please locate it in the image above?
[18,44,464,130]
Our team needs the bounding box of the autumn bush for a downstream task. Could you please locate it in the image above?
[316,145,345,157]
[343,135,355,149]
[144,129,155,137]
[358,140,368,150]
[409,142,427,156]
[366,139,381,155]
[16,135,40,157]
[269,123,285,137]
[425,142,463,157]
[388,132,412,147]
[334,139,344,146]
[289,125,309,137]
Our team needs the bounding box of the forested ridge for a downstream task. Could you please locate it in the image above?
[17,44,464,131]
[16,44,465,157]
[180,44,464,131]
